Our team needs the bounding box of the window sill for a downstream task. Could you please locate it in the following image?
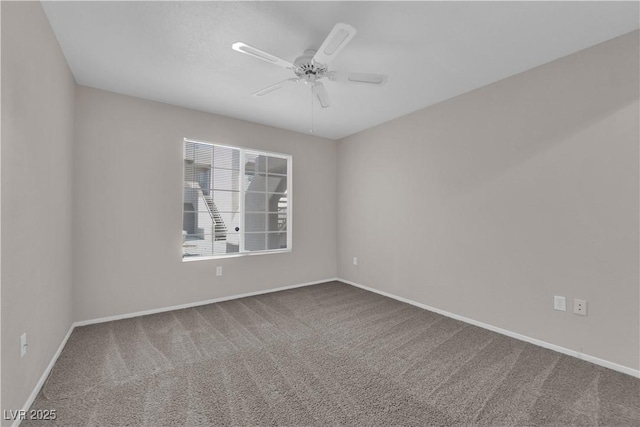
[182,248,292,262]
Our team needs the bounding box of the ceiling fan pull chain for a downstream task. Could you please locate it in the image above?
[310,86,314,134]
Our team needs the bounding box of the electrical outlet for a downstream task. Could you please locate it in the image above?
[553,296,566,311]
[574,299,587,316]
[20,333,28,357]
[216,266,222,276]
[353,257,358,266]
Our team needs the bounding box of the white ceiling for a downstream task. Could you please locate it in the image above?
[42,1,639,140]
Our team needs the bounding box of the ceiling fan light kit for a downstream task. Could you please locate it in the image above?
[231,22,388,116]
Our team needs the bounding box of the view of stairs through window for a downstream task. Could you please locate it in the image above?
[183,140,290,259]
[202,193,228,241]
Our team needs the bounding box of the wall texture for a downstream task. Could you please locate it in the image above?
[337,31,640,370]
[73,86,337,321]
[1,1,76,419]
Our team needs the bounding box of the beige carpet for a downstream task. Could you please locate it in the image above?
[25,281,639,426]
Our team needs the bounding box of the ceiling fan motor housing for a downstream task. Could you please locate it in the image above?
[294,49,328,83]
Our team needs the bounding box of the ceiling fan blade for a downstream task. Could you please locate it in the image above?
[232,42,294,69]
[313,82,331,108]
[252,78,300,97]
[312,23,357,66]
[331,71,388,85]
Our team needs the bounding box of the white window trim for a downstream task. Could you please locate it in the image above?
[182,138,292,261]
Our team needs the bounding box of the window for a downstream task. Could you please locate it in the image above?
[182,139,291,260]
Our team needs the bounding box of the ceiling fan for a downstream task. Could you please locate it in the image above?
[231,23,388,109]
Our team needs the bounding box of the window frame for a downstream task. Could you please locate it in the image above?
[182,138,292,262]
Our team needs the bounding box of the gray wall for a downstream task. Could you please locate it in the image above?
[73,86,337,321]
[337,31,640,370]
[1,1,76,419]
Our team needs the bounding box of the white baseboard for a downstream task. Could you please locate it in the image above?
[13,324,75,427]
[339,278,640,379]
[19,274,635,426]
[73,278,338,327]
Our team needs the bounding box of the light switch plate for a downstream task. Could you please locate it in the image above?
[554,296,566,311]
